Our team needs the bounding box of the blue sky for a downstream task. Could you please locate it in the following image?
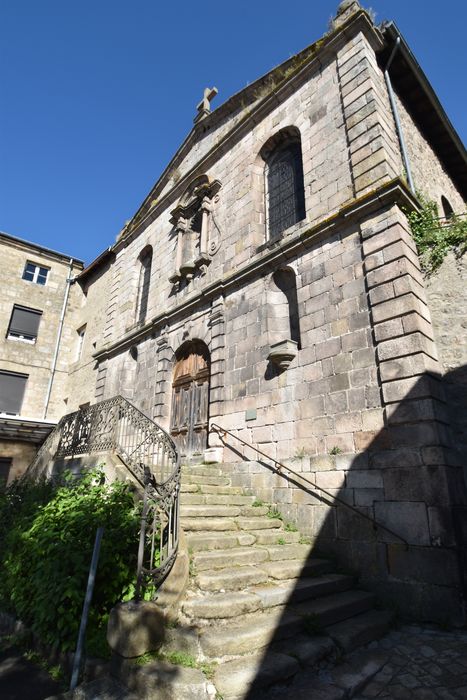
[1,1,466,265]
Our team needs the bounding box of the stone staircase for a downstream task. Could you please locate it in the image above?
[171,462,392,699]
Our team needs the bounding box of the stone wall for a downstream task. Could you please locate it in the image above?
[425,252,467,483]
[0,441,37,485]
[396,94,465,215]
[60,8,467,621]
[64,258,113,412]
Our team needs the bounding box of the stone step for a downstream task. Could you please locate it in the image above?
[181,517,238,532]
[262,557,331,580]
[213,651,299,700]
[182,474,231,486]
[191,543,312,574]
[183,574,354,621]
[182,591,263,620]
[326,608,393,651]
[197,484,244,495]
[292,589,375,627]
[181,493,255,506]
[180,504,241,518]
[123,659,208,700]
[180,483,199,494]
[236,517,283,531]
[200,609,302,658]
[251,529,301,545]
[196,565,269,592]
[186,532,256,551]
[252,574,354,609]
[262,543,311,562]
[192,546,269,572]
[272,634,335,667]
[181,465,223,477]
[239,505,269,517]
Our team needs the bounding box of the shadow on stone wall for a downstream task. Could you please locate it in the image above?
[213,367,467,699]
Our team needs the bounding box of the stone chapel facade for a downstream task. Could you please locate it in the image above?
[48,1,467,620]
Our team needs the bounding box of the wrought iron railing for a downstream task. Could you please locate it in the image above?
[210,422,408,548]
[27,396,181,590]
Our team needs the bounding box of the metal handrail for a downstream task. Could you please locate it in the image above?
[26,396,181,589]
[210,422,409,548]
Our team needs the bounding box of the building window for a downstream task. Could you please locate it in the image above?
[0,458,12,489]
[0,371,28,415]
[22,262,49,285]
[136,247,153,324]
[266,142,305,239]
[7,305,42,343]
[76,325,86,360]
[259,127,306,242]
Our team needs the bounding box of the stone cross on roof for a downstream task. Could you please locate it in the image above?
[194,87,218,123]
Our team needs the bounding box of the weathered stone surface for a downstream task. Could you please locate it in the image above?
[200,611,302,657]
[193,546,268,571]
[293,590,375,626]
[182,591,262,619]
[129,660,210,700]
[196,565,268,592]
[107,602,166,658]
[213,652,299,698]
[326,609,393,651]
[261,558,330,580]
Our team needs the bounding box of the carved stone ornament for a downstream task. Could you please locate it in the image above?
[267,339,298,370]
[169,176,222,285]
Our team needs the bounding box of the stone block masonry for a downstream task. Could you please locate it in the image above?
[60,4,467,623]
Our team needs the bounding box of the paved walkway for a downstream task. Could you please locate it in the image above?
[265,624,467,700]
[353,624,467,700]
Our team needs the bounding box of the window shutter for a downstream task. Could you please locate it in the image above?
[0,372,28,414]
[9,306,42,338]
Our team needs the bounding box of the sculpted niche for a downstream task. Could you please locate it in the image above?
[169,175,222,285]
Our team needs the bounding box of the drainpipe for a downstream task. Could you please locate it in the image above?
[43,258,74,419]
[384,36,416,195]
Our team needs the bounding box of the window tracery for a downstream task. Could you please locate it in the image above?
[260,127,306,241]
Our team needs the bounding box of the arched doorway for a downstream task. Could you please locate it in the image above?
[170,340,210,462]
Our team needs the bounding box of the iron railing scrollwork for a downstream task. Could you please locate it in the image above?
[28,396,181,590]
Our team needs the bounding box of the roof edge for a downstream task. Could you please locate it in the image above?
[0,230,84,267]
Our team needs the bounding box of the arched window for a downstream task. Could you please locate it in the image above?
[441,195,454,220]
[261,129,305,240]
[136,246,152,324]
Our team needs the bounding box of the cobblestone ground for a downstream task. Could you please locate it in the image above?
[353,625,467,700]
[264,625,467,700]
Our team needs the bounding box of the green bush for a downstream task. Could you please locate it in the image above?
[0,470,141,655]
[407,195,467,273]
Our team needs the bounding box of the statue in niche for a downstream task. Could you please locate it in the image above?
[169,175,222,285]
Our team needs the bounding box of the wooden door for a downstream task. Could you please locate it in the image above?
[170,342,210,461]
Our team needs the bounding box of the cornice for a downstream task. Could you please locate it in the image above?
[93,178,418,362]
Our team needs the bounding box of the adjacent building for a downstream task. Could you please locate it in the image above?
[0,231,83,484]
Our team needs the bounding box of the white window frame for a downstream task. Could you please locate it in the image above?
[22,261,50,285]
